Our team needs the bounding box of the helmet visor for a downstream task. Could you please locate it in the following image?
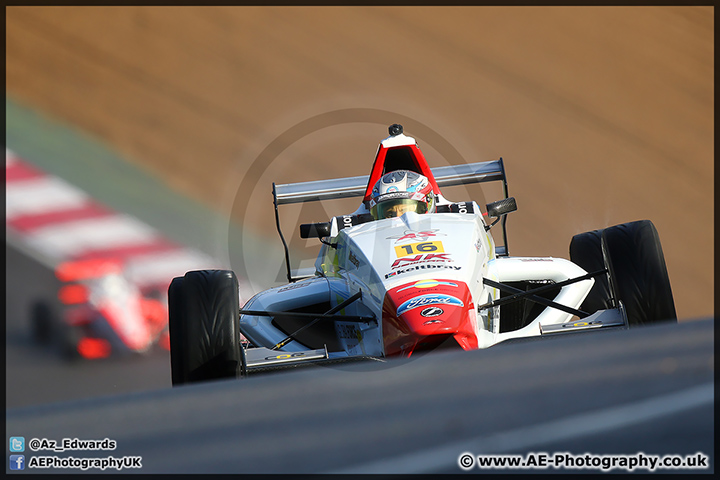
[371,198,428,219]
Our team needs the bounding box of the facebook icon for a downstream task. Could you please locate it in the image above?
[9,455,25,470]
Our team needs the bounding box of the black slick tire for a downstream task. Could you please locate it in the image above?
[600,220,677,326]
[168,270,246,386]
[30,299,57,345]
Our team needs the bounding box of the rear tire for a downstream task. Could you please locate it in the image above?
[601,220,677,326]
[168,270,246,386]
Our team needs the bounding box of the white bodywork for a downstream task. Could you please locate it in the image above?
[239,205,595,355]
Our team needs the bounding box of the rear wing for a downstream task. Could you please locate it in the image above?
[273,158,510,282]
[274,159,507,205]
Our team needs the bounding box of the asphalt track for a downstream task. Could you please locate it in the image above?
[6,242,714,474]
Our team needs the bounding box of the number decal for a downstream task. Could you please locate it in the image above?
[417,242,438,252]
[394,241,444,257]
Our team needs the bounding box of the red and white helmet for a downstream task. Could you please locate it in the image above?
[369,170,436,220]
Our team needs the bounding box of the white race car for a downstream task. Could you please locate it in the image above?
[168,124,676,385]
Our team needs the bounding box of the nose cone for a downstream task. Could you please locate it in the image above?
[382,279,478,356]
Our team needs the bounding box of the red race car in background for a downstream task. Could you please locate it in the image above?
[30,258,169,360]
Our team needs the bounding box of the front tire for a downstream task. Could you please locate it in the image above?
[30,299,57,345]
[601,220,677,326]
[168,270,246,386]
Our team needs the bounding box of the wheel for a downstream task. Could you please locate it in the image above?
[600,220,677,326]
[168,270,246,386]
[569,229,613,313]
[30,299,57,345]
[58,324,83,361]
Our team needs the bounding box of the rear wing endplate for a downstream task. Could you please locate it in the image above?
[273,158,510,282]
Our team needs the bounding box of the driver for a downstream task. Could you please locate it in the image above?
[369,170,436,220]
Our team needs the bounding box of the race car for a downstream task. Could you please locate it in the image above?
[30,258,169,360]
[168,124,677,385]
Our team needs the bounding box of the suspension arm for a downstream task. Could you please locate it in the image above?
[478,269,607,318]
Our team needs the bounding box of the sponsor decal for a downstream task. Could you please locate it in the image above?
[420,306,444,317]
[263,352,311,360]
[394,241,444,257]
[386,229,446,243]
[398,279,458,292]
[392,253,452,269]
[339,215,354,230]
[337,323,362,340]
[385,264,462,279]
[397,294,464,316]
[371,192,411,207]
[423,319,444,325]
[336,320,368,356]
[455,202,470,214]
[562,320,602,328]
[411,192,425,201]
[278,282,311,293]
[348,250,360,268]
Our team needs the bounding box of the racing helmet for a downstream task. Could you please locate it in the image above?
[369,170,436,220]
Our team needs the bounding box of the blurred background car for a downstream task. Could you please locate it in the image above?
[30,258,169,360]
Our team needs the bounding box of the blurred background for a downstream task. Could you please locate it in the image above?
[6,6,713,407]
